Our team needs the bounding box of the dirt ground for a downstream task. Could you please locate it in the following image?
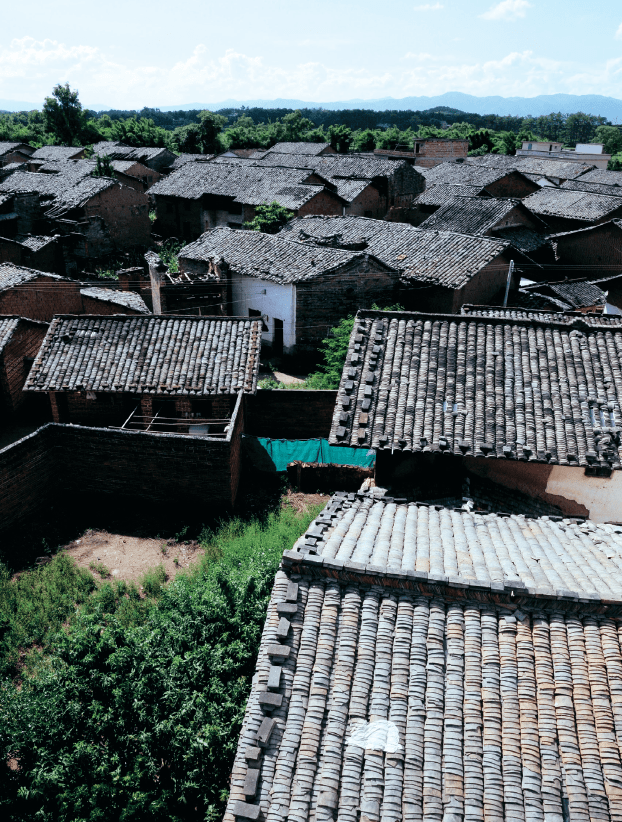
[61,490,329,587]
[63,531,204,585]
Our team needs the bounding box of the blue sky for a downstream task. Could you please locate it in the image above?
[2,0,622,108]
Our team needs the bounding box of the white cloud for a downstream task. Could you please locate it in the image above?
[480,0,531,21]
[615,22,622,40]
[1,36,622,108]
[413,3,443,10]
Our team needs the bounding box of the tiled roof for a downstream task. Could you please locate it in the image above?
[418,197,531,236]
[150,163,337,210]
[562,180,622,197]
[461,304,622,325]
[169,153,214,171]
[30,146,84,161]
[91,143,173,165]
[329,308,622,467]
[415,184,485,206]
[25,315,262,395]
[525,279,607,309]
[422,163,525,187]
[468,154,595,181]
[79,287,150,313]
[0,317,21,354]
[293,493,622,598]
[0,263,67,292]
[0,170,114,218]
[178,227,390,285]
[281,216,509,289]
[266,141,332,155]
[0,141,32,156]
[578,168,622,186]
[226,503,622,822]
[15,235,56,251]
[523,187,622,222]
[491,225,551,254]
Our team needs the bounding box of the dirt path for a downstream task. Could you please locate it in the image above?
[63,531,204,585]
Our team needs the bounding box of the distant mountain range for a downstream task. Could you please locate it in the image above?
[3,92,622,121]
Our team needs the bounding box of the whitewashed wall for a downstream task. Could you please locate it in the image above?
[230,274,297,352]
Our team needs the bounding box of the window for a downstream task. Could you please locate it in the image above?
[249,308,268,331]
[415,143,420,154]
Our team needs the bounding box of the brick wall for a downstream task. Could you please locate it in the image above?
[85,184,151,248]
[0,321,47,413]
[80,294,147,315]
[0,426,55,534]
[297,189,345,218]
[346,184,387,219]
[294,258,399,352]
[154,195,203,240]
[485,174,539,199]
[554,223,622,268]
[245,390,337,439]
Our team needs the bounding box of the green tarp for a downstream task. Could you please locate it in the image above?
[249,436,375,472]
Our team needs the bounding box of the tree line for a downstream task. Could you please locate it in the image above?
[2,84,621,162]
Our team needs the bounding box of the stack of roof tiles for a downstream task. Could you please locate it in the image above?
[24,315,262,395]
[461,305,622,325]
[178,227,389,284]
[226,490,622,822]
[329,309,622,468]
[280,216,509,289]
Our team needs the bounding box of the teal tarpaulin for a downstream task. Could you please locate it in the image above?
[249,436,375,472]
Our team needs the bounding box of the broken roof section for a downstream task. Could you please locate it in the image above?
[25,315,262,395]
[0,170,115,218]
[328,308,622,468]
[178,226,395,284]
[281,215,509,289]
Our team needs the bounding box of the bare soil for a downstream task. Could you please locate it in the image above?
[63,531,204,585]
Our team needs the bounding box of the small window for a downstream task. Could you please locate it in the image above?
[415,143,420,154]
[585,465,612,478]
[528,143,533,150]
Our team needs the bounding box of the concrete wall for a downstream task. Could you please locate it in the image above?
[245,390,337,439]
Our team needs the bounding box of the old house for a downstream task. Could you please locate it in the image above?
[0,315,48,417]
[420,163,539,200]
[150,163,347,240]
[374,136,469,166]
[174,226,398,356]
[169,153,215,172]
[281,215,513,313]
[226,482,622,822]
[329,308,622,521]
[562,179,622,198]
[24,315,262,507]
[469,153,596,186]
[0,234,63,273]
[251,142,336,157]
[91,141,176,173]
[0,170,151,252]
[549,221,622,291]
[520,278,608,313]
[0,141,34,167]
[523,188,622,233]
[517,140,611,169]
[0,263,149,321]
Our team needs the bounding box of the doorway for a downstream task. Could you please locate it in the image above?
[273,319,284,356]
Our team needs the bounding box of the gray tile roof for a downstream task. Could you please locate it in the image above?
[468,153,595,181]
[0,141,33,156]
[578,168,622,186]
[523,187,622,223]
[91,143,174,166]
[0,317,21,354]
[461,304,622,325]
[150,162,339,210]
[422,162,526,188]
[524,279,607,309]
[265,141,333,155]
[294,493,622,598]
[169,153,214,171]
[281,215,509,289]
[418,196,533,236]
[562,179,622,197]
[15,235,56,251]
[30,146,84,161]
[329,308,622,467]
[178,226,391,284]
[491,225,551,254]
[0,263,67,292]
[79,287,150,313]
[0,170,115,218]
[226,518,622,822]
[415,183,486,206]
[25,315,262,395]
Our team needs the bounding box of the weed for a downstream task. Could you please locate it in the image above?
[88,561,110,578]
[175,525,189,543]
[140,564,167,597]
[160,544,168,555]
[173,557,179,566]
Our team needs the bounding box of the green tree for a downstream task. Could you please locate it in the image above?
[351,128,378,153]
[91,155,114,177]
[328,124,353,154]
[244,201,294,234]
[594,125,622,156]
[197,110,227,154]
[171,122,203,153]
[609,158,622,171]
[42,83,89,146]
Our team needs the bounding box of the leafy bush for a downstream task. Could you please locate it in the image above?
[0,506,319,821]
[244,201,294,234]
[140,564,167,597]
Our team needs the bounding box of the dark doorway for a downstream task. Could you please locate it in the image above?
[273,319,284,356]
[55,393,70,423]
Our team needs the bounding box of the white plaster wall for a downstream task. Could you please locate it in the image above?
[546,465,622,523]
[230,274,296,352]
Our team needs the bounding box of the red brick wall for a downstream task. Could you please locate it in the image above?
[294,259,399,352]
[85,184,151,248]
[297,189,345,218]
[154,195,203,239]
[0,322,47,413]
[0,275,83,320]
[485,175,539,199]
[245,390,337,439]
[554,223,622,267]
[452,254,513,311]
[487,205,538,232]
[80,295,146,315]
[347,184,387,219]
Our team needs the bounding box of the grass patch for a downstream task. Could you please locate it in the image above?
[88,560,110,578]
[140,564,167,597]
[0,504,321,821]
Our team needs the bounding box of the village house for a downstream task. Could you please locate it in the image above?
[0,169,151,253]
[0,315,48,418]
[226,481,622,822]
[523,187,622,233]
[173,226,399,356]
[374,136,469,166]
[0,263,149,321]
[419,162,539,200]
[0,234,63,273]
[23,315,262,507]
[31,157,156,194]
[168,153,215,172]
[281,215,514,313]
[150,163,348,240]
[517,140,611,169]
[469,153,596,186]
[0,141,34,167]
[30,146,86,162]
[550,219,622,280]
[250,141,337,158]
[562,179,622,198]
[519,277,608,313]
[91,141,177,173]
[328,307,622,522]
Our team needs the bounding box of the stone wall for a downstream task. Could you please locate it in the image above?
[245,390,337,439]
